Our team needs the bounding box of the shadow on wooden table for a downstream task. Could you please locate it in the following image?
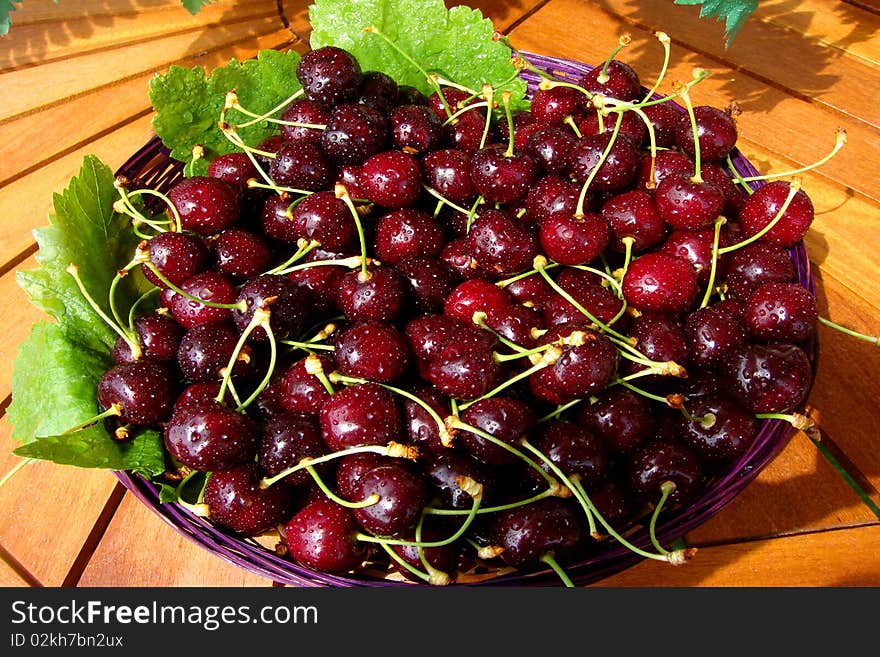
[591,0,878,115]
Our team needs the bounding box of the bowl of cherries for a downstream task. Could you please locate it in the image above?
[95,38,831,587]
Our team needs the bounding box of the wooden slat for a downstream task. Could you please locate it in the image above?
[0,17,294,123]
[77,491,276,586]
[0,1,280,69]
[0,420,120,586]
[595,523,880,586]
[599,0,880,128]
[686,431,875,545]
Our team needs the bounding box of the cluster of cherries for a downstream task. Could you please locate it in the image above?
[91,40,822,585]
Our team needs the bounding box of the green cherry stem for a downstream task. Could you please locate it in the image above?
[732,129,847,185]
[597,34,632,84]
[214,305,265,408]
[259,442,419,490]
[699,216,727,308]
[456,348,561,412]
[304,353,336,396]
[263,238,321,276]
[336,183,371,278]
[305,464,381,509]
[138,260,246,311]
[224,88,306,129]
[538,553,576,587]
[818,317,880,345]
[66,264,141,360]
[641,31,672,102]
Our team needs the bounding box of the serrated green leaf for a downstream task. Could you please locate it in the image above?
[149,49,302,174]
[8,322,166,477]
[674,0,758,45]
[308,0,527,111]
[16,155,144,354]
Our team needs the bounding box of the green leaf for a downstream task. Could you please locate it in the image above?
[181,0,216,15]
[0,0,21,37]
[149,49,302,174]
[673,0,758,46]
[8,322,166,476]
[309,0,527,110]
[16,155,145,355]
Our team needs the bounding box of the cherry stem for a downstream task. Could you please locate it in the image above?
[647,481,676,555]
[217,119,276,187]
[537,398,584,423]
[699,216,727,308]
[336,183,370,278]
[214,305,265,407]
[248,178,317,197]
[305,353,336,396]
[539,553,575,587]
[499,90,516,157]
[426,487,559,517]
[575,109,624,217]
[259,442,418,489]
[598,34,632,83]
[818,317,879,345]
[305,464,381,509]
[423,185,471,215]
[568,475,685,563]
[0,458,34,489]
[472,311,530,354]
[139,260,246,311]
[263,238,321,276]
[66,264,141,359]
[236,314,278,413]
[224,87,305,129]
[456,351,559,412]
[114,179,183,234]
[677,83,703,183]
[447,417,558,488]
[519,438,598,537]
[270,254,368,278]
[734,129,847,184]
[59,403,122,436]
[363,25,448,110]
[641,31,672,102]
[718,178,801,255]
[533,256,632,347]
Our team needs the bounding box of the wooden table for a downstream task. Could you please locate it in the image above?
[1,0,878,588]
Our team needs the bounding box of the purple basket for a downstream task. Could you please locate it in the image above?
[113,51,817,587]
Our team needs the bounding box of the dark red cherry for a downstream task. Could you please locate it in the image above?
[676,394,757,463]
[600,188,667,253]
[333,320,412,383]
[359,149,424,209]
[210,227,273,281]
[683,302,749,371]
[744,281,818,343]
[296,45,363,106]
[470,145,540,205]
[459,396,536,466]
[204,463,294,535]
[321,103,389,165]
[164,401,261,471]
[538,210,610,266]
[675,105,738,163]
[97,360,178,426]
[373,208,445,265]
[654,172,725,231]
[167,270,238,329]
[722,241,796,301]
[580,60,642,101]
[278,353,337,414]
[177,321,252,383]
[421,148,477,206]
[394,255,459,314]
[621,252,699,314]
[279,98,330,144]
[318,382,403,451]
[167,176,241,236]
[349,461,427,537]
[112,312,184,364]
[627,436,705,507]
[578,387,656,456]
[530,419,608,486]
[568,132,640,193]
[259,411,329,487]
[335,264,410,323]
[738,180,815,248]
[270,139,335,192]
[389,104,444,153]
[233,274,308,342]
[488,497,587,569]
[141,230,211,289]
[720,341,812,414]
[284,498,365,573]
[466,208,539,276]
